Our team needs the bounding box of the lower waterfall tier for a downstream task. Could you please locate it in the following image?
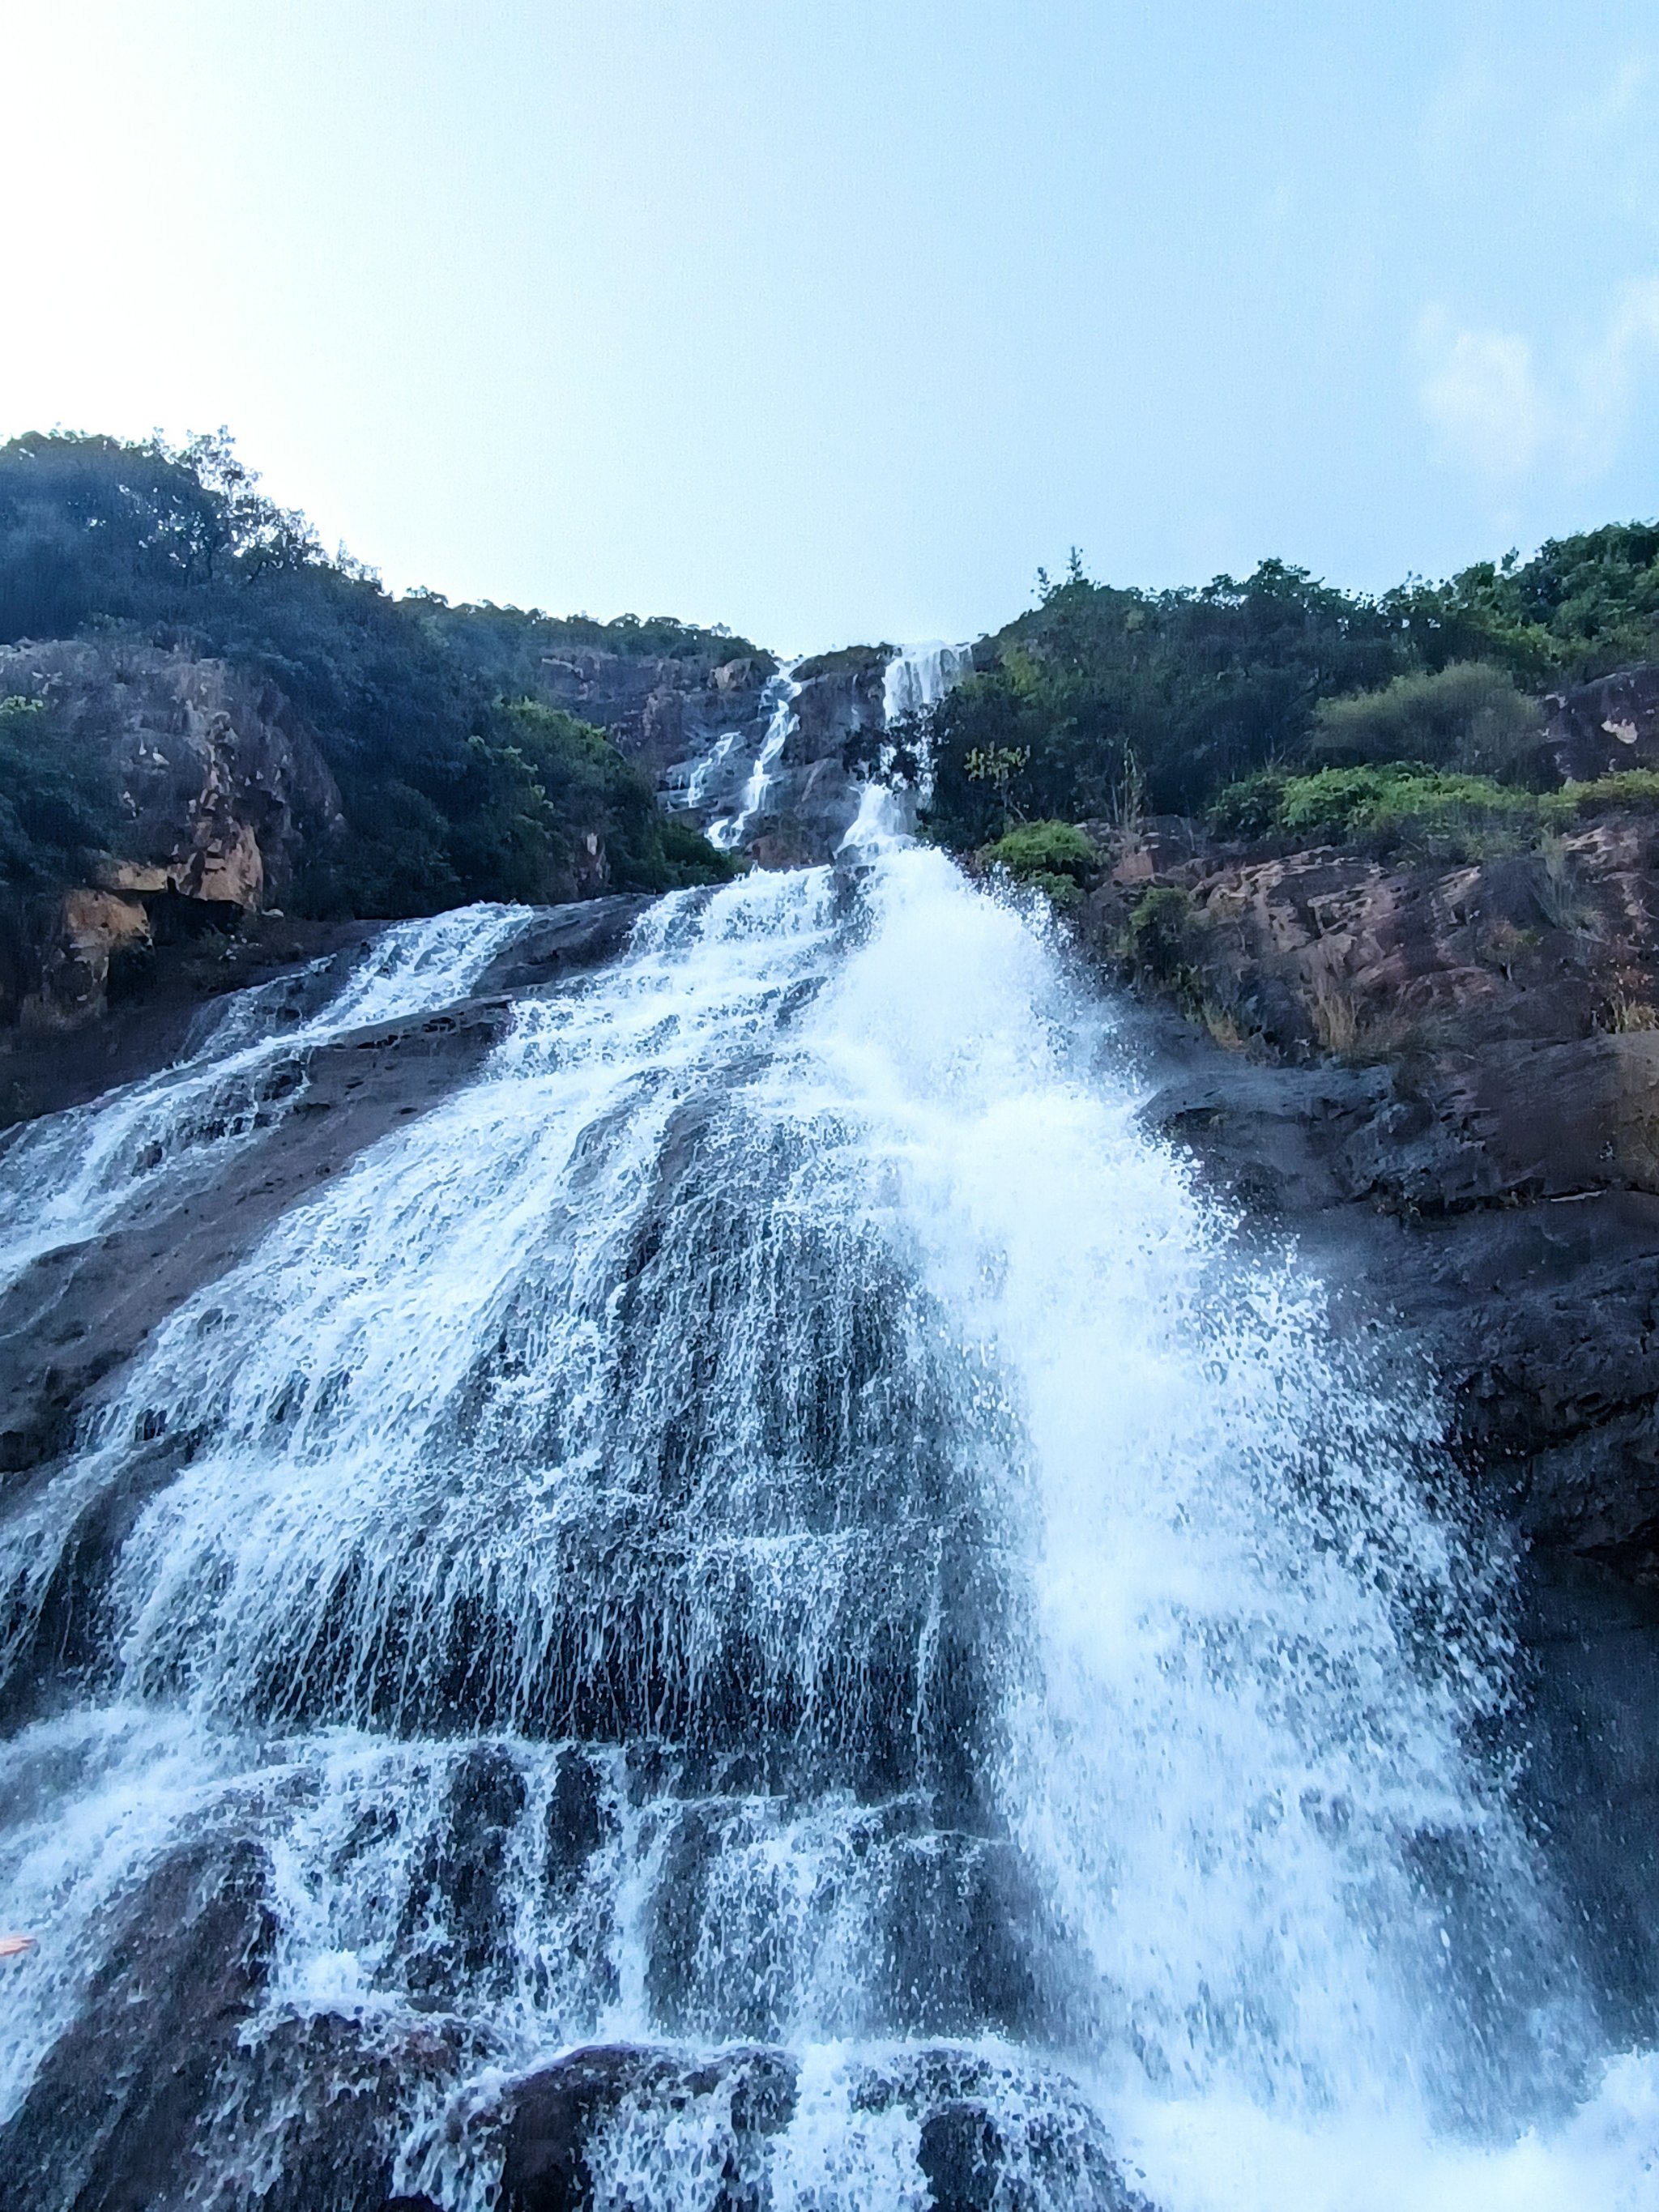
[0,853,1653,2210]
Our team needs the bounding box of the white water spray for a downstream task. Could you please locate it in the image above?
[0,903,532,1292]
[707,661,802,850]
[0,852,1653,2208]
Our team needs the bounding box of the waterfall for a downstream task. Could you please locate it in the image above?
[881,641,974,728]
[0,902,533,1294]
[842,641,975,855]
[707,661,803,852]
[0,850,1654,2210]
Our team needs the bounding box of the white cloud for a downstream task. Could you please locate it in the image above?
[1569,277,1659,475]
[1417,280,1659,489]
[1418,319,1548,481]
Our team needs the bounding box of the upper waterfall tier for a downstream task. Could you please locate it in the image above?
[659,641,973,865]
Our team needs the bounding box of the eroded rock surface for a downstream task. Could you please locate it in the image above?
[0,639,343,1029]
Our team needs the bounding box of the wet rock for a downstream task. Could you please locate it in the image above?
[211,2009,484,2212]
[0,1829,490,2212]
[497,2043,1154,2212]
[851,2050,1155,2212]
[399,1744,529,2003]
[1101,793,1659,1588]
[917,2101,1004,2212]
[0,1835,278,2210]
[0,913,378,1127]
[499,2044,798,2212]
[470,897,654,997]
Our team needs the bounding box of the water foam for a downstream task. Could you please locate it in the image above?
[0,854,1651,2206]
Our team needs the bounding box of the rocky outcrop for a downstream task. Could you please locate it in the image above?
[1546,661,1659,780]
[747,654,888,867]
[0,1831,483,2212]
[495,2044,1151,2212]
[1086,803,1659,1586]
[0,899,649,1491]
[531,649,776,776]
[0,640,343,1029]
[1090,812,1659,1064]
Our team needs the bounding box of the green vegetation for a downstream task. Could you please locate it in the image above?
[11,424,1659,923]
[1211,765,1537,859]
[926,557,1405,841]
[795,644,893,682]
[1207,761,1659,866]
[0,697,114,886]
[924,528,1659,855]
[1549,769,1659,816]
[978,819,1095,906]
[1124,884,1201,982]
[1308,662,1546,782]
[0,429,738,916]
[1380,525,1659,684]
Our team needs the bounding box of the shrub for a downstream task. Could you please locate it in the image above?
[1209,763,1539,859]
[1208,769,1290,838]
[795,644,893,682]
[979,819,1096,882]
[1542,770,1659,820]
[1311,661,1546,782]
[0,429,745,920]
[1125,883,1201,981]
[0,697,118,885]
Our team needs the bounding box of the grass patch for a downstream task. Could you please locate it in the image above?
[1211,764,1539,855]
[1542,770,1659,820]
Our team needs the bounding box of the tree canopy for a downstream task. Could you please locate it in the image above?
[0,430,739,916]
[923,531,1659,847]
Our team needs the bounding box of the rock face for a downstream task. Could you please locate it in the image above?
[531,649,777,778]
[0,640,343,1029]
[0,899,649,1500]
[651,650,889,868]
[531,641,882,863]
[495,2044,1150,2212]
[1095,813,1659,1066]
[1085,799,1659,1588]
[746,653,889,867]
[0,1830,480,2212]
[1546,661,1659,780]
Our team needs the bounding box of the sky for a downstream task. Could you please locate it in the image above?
[3,1,1657,650]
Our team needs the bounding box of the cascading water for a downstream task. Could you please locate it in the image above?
[881,641,974,731]
[0,902,533,1294]
[0,842,1655,2209]
[842,641,975,855]
[707,661,803,851]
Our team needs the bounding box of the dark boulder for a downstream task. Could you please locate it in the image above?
[0,1835,278,2211]
[499,2044,797,2212]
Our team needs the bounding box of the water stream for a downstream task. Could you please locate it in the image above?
[706,662,804,852]
[0,813,1653,2203]
[0,902,533,1294]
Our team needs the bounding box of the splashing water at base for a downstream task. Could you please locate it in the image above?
[0,850,1653,2209]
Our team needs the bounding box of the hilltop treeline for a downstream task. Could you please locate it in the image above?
[0,429,743,914]
[923,535,1659,848]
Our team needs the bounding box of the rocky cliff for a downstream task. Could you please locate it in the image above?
[550,642,885,867]
[0,641,342,1031]
[1075,675,1659,1592]
[531,647,776,777]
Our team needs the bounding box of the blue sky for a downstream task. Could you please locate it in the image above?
[4,2,1657,650]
